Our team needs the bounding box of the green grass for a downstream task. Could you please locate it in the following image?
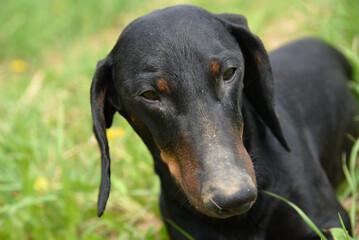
[0,0,358,239]
[264,191,329,240]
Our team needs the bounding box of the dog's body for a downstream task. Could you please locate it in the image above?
[91,5,357,240]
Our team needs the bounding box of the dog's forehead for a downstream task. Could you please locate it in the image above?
[114,5,237,64]
[123,5,223,40]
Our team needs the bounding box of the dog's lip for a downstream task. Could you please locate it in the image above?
[210,200,255,218]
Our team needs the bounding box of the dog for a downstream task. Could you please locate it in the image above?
[90,5,358,239]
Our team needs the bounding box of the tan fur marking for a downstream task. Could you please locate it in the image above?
[234,129,257,186]
[160,151,182,186]
[242,148,256,186]
[156,78,170,94]
[210,60,220,76]
[177,144,200,196]
[159,143,205,212]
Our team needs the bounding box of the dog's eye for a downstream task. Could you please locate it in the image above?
[140,90,161,102]
[223,68,236,82]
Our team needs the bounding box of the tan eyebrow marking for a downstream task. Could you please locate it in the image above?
[156,78,170,94]
[210,60,220,76]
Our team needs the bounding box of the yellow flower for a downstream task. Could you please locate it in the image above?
[107,127,125,140]
[33,177,49,192]
[11,59,27,73]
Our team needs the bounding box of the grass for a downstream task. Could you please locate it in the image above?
[0,0,358,239]
[264,191,329,240]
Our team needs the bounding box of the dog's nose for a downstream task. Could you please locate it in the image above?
[202,181,257,218]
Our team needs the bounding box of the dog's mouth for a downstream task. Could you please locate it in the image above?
[160,143,257,219]
[205,196,256,218]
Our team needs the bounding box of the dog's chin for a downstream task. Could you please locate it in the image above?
[190,199,255,219]
[204,203,254,219]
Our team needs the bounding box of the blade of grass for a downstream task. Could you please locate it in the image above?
[329,228,353,240]
[263,190,327,240]
[163,218,195,240]
[337,154,358,201]
[338,213,351,240]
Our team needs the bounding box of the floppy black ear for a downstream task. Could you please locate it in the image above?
[90,55,121,217]
[216,13,290,151]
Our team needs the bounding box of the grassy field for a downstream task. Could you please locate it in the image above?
[0,0,358,239]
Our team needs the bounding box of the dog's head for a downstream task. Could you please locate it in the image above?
[91,5,289,219]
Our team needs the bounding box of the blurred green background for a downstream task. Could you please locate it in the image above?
[0,0,358,239]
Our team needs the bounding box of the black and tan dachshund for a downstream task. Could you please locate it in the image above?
[90,5,358,240]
